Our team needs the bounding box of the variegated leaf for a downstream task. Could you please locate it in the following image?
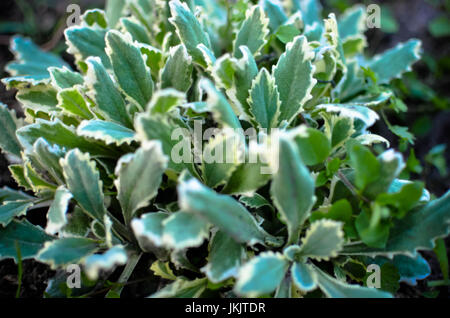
[235,252,289,297]
[77,120,136,146]
[46,186,73,235]
[178,175,283,247]
[84,245,128,279]
[106,30,154,108]
[60,149,106,222]
[160,44,193,93]
[273,35,316,123]
[49,66,84,90]
[270,135,315,245]
[0,103,22,157]
[115,141,168,224]
[233,5,269,58]
[201,231,245,283]
[56,88,94,120]
[162,212,209,250]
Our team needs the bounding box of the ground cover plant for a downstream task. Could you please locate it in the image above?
[0,0,449,298]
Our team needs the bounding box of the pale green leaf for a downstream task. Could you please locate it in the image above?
[120,17,151,44]
[150,260,177,280]
[262,0,288,31]
[316,103,379,128]
[291,125,331,166]
[131,212,168,252]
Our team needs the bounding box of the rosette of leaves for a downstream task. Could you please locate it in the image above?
[0,0,448,298]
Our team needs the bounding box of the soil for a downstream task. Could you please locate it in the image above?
[0,0,448,298]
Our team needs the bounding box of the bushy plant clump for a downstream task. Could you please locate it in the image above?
[0,0,448,298]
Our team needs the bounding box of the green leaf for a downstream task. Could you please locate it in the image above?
[115,141,168,224]
[17,119,116,158]
[49,66,84,90]
[201,231,245,283]
[37,237,99,268]
[338,5,366,39]
[120,17,151,44]
[292,125,331,166]
[291,262,317,292]
[148,89,186,114]
[56,88,94,120]
[150,260,177,280]
[105,0,126,27]
[270,136,315,245]
[233,5,269,58]
[61,207,91,238]
[3,36,69,88]
[368,39,421,84]
[0,187,33,203]
[131,212,168,253]
[276,24,301,44]
[0,201,33,227]
[199,79,242,130]
[317,103,379,128]
[364,150,405,199]
[77,120,136,146]
[294,0,322,26]
[65,26,110,70]
[347,142,380,191]
[150,278,207,298]
[376,182,424,218]
[297,220,345,261]
[160,44,193,93]
[235,252,289,297]
[261,0,288,32]
[106,30,154,108]
[46,187,73,235]
[248,68,280,129]
[201,131,243,188]
[60,149,106,223]
[429,16,450,38]
[16,85,59,114]
[0,103,22,156]
[136,113,196,175]
[273,35,316,123]
[85,57,132,128]
[168,0,212,65]
[342,191,450,257]
[162,212,209,250]
[0,219,53,262]
[178,175,283,247]
[84,245,128,280]
[313,265,392,298]
[140,44,164,79]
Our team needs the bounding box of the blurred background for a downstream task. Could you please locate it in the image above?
[0,0,448,297]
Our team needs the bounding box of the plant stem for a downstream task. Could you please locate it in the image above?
[105,252,142,298]
[15,241,23,298]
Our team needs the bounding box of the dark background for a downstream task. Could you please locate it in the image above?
[0,0,448,298]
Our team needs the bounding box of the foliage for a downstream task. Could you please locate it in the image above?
[0,0,449,298]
